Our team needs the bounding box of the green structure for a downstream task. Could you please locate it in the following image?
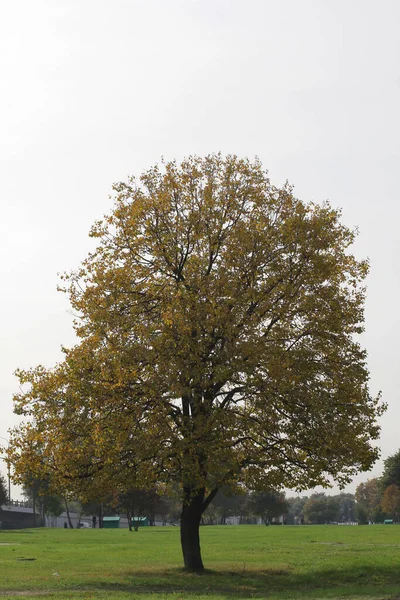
[103,516,120,529]
[131,516,149,528]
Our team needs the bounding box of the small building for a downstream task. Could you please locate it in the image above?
[131,516,149,528]
[102,516,120,529]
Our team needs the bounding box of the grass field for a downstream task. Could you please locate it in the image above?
[0,524,400,599]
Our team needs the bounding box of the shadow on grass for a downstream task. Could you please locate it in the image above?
[0,532,35,537]
[74,564,400,598]
[0,530,35,534]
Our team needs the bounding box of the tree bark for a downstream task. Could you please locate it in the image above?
[126,511,132,532]
[180,487,218,572]
[180,492,204,572]
[40,501,45,527]
[64,497,73,528]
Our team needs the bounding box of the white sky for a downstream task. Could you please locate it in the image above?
[1,0,399,499]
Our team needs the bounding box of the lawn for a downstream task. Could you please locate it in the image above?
[0,524,400,599]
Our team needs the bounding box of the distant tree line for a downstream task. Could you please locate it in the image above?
[354,449,400,524]
[287,450,400,525]
[15,449,400,527]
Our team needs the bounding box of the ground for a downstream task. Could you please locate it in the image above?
[0,524,400,599]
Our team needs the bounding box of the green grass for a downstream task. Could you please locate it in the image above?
[1,525,400,599]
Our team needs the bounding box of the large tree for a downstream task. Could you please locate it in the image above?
[381,484,400,522]
[336,492,355,523]
[209,487,249,524]
[286,495,309,524]
[355,478,382,522]
[381,450,400,489]
[248,490,288,525]
[9,155,384,571]
[22,475,64,526]
[303,493,339,524]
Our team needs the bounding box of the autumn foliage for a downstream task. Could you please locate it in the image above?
[381,485,400,521]
[7,155,384,570]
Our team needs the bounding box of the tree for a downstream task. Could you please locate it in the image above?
[355,502,369,524]
[63,497,75,528]
[9,154,384,571]
[336,493,355,522]
[116,487,168,529]
[248,490,288,525]
[208,488,249,524]
[286,495,308,524]
[22,476,63,526]
[381,450,400,489]
[0,474,7,505]
[355,478,382,522]
[161,494,182,525]
[303,493,339,524]
[381,484,400,522]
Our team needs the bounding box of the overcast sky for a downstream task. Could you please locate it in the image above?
[1,0,399,499]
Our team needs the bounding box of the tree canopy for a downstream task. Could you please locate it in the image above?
[303,492,340,524]
[381,450,400,489]
[355,477,382,522]
[248,490,288,525]
[8,154,384,570]
[381,484,400,521]
[22,474,64,526]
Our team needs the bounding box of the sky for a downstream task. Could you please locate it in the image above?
[1,0,399,499]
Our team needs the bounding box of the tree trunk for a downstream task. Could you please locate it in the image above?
[180,487,214,572]
[40,501,45,527]
[181,504,204,571]
[64,497,73,528]
[32,495,36,527]
[126,511,132,532]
